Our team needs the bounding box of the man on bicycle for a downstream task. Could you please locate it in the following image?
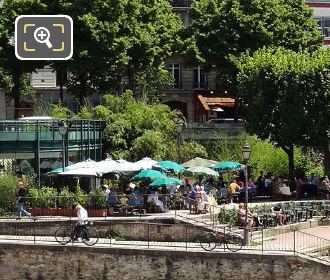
[73,203,89,241]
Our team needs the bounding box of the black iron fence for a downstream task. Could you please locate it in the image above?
[4,194,330,224]
[0,219,328,263]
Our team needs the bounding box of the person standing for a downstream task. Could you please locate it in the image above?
[16,181,31,219]
[257,171,265,196]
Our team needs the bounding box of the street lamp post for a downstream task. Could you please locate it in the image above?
[174,118,184,163]
[58,120,68,172]
[242,143,251,246]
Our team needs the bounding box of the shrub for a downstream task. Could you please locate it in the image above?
[0,173,18,212]
[75,185,87,207]
[218,208,239,227]
[88,187,106,209]
[27,187,57,208]
[58,187,75,208]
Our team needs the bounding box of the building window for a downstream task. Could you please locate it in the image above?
[316,17,330,38]
[168,64,181,89]
[194,66,207,89]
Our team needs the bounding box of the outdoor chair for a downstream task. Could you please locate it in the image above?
[117,197,133,215]
[292,203,305,222]
[260,213,277,227]
[188,198,198,214]
[217,188,229,204]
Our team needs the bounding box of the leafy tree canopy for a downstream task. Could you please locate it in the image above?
[236,47,330,175]
[0,67,12,90]
[104,90,184,160]
[187,0,322,72]
[0,0,182,105]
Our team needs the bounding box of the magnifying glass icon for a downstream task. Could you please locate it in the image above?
[34,27,53,49]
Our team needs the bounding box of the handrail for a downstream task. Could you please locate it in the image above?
[295,230,330,262]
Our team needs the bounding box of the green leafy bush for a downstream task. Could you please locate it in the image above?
[88,187,106,209]
[50,103,70,119]
[218,208,239,227]
[75,185,87,207]
[58,187,75,208]
[27,187,57,208]
[0,173,18,212]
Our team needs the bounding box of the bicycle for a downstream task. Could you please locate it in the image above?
[199,229,243,252]
[55,221,99,246]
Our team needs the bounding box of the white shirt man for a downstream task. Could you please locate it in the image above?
[76,204,88,225]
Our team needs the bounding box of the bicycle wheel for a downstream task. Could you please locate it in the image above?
[225,235,243,252]
[199,232,217,251]
[81,227,99,246]
[55,226,72,245]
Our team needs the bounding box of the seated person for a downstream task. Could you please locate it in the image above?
[278,180,291,197]
[272,203,287,226]
[199,185,209,213]
[247,179,257,197]
[107,187,118,215]
[320,176,330,199]
[237,203,254,230]
[308,173,319,187]
[147,189,165,212]
[228,179,240,203]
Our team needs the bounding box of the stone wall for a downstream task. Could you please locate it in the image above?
[0,219,204,242]
[0,244,328,280]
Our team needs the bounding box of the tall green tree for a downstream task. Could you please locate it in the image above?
[104,91,183,160]
[236,47,330,178]
[60,0,182,103]
[0,0,46,118]
[0,0,182,110]
[187,0,322,119]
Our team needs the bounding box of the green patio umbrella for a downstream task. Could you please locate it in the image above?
[213,161,243,180]
[149,177,183,188]
[186,166,219,177]
[130,169,166,181]
[213,161,243,171]
[48,167,70,174]
[183,157,218,168]
[157,161,186,173]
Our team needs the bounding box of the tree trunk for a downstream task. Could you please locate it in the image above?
[324,146,330,176]
[79,74,87,108]
[12,72,21,119]
[282,144,295,183]
[288,145,294,180]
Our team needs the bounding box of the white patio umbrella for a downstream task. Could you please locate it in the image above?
[95,159,118,176]
[186,166,219,177]
[67,158,98,169]
[59,167,99,177]
[133,157,157,170]
[114,160,140,174]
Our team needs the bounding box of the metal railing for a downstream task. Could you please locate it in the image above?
[0,219,328,263]
[295,230,330,262]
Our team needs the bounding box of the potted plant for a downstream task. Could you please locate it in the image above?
[27,187,57,216]
[87,186,107,217]
[75,185,88,207]
[57,187,76,216]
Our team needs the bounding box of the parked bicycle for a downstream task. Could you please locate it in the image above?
[55,221,99,246]
[199,229,243,252]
